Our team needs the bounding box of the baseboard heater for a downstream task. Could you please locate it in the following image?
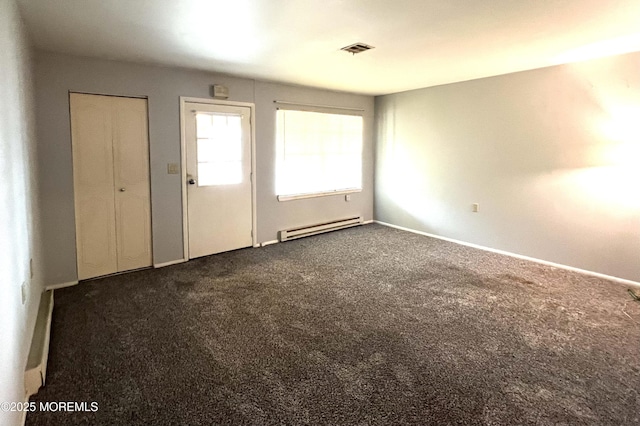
[25,290,54,397]
[279,216,363,242]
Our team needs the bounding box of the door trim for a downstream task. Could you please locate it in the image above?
[179,97,258,260]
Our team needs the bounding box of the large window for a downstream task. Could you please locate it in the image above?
[276,109,363,200]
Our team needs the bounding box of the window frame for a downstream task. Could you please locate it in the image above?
[275,106,364,202]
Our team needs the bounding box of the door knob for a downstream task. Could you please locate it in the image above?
[188,179,196,185]
[119,188,126,192]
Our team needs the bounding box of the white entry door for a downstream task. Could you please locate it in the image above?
[184,102,253,258]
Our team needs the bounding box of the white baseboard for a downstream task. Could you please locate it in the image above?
[375,220,640,288]
[45,280,78,291]
[24,290,54,399]
[363,219,374,225]
[154,259,186,268]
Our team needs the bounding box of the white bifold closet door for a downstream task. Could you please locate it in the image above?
[70,93,152,280]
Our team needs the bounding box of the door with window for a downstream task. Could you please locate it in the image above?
[184,102,253,258]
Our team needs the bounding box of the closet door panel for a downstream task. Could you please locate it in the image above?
[112,97,152,271]
[70,93,118,280]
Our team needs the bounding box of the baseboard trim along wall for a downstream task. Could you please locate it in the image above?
[154,259,186,268]
[45,280,78,291]
[260,240,279,247]
[375,221,640,288]
[24,290,54,398]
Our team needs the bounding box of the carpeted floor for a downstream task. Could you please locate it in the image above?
[27,224,640,425]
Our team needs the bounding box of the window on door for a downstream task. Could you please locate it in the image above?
[275,109,363,200]
[196,112,243,186]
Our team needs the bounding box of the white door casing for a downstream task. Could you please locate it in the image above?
[71,93,152,280]
[183,100,255,259]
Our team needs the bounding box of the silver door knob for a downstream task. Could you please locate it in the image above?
[188,179,196,185]
[119,188,126,192]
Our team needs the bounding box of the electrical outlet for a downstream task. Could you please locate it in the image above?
[167,163,180,174]
[345,194,351,202]
[472,203,479,213]
[21,282,27,305]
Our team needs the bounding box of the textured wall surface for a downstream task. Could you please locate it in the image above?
[375,51,640,282]
[0,0,44,425]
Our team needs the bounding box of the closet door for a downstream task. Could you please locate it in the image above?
[71,93,118,279]
[71,93,152,280]
[112,97,152,271]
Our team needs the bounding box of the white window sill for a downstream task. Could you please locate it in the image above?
[277,188,361,202]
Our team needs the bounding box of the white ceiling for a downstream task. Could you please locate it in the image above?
[16,0,640,95]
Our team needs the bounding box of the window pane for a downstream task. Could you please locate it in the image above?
[197,138,241,163]
[196,112,243,186]
[196,114,213,139]
[276,109,362,196]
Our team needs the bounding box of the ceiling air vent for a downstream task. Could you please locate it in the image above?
[341,42,374,54]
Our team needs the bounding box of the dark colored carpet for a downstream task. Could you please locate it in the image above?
[27,224,640,425]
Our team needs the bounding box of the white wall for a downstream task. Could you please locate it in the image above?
[0,0,44,425]
[375,51,640,282]
[34,51,374,285]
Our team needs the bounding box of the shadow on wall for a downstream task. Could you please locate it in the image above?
[374,52,640,280]
[536,63,640,213]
